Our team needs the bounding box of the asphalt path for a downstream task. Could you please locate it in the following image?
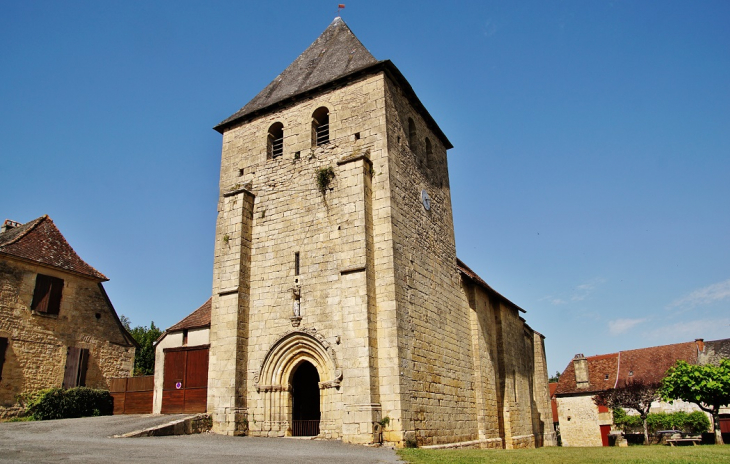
[0,415,401,463]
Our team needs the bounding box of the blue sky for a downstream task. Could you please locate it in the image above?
[2,1,728,375]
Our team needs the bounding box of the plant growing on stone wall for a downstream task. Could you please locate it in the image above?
[379,416,390,429]
[316,166,335,196]
[223,234,230,244]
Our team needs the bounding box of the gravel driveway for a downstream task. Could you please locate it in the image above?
[0,415,401,463]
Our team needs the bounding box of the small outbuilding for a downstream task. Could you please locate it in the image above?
[153,298,210,414]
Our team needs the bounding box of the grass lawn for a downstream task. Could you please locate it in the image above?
[397,445,730,464]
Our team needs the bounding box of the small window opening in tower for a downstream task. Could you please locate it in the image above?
[294,252,300,275]
[408,118,416,152]
[354,132,360,140]
[312,107,330,146]
[425,137,433,169]
[268,122,284,159]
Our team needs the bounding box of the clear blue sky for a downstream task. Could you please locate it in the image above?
[2,1,728,376]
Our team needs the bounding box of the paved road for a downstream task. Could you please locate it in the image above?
[0,415,401,463]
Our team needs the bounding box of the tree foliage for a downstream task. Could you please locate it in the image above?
[121,316,162,376]
[660,359,730,445]
[548,371,561,383]
[594,379,661,445]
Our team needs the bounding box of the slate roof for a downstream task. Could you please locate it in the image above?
[456,258,526,313]
[167,297,211,332]
[217,17,376,130]
[554,340,704,396]
[0,216,107,281]
[214,18,453,149]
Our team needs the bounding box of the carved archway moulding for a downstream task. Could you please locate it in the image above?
[254,327,342,392]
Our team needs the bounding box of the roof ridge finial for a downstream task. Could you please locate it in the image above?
[335,3,345,18]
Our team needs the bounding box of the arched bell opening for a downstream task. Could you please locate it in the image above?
[290,360,321,436]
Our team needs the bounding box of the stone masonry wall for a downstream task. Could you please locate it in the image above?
[532,332,558,446]
[0,258,134,407]
[383,77,479,447]
[210,72,396,443]
[556,395,604,447]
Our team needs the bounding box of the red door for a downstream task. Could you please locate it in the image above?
[161,346,208,414]
[600,424,611,447]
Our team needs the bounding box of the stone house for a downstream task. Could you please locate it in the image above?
[207,17,555,448]
[0,216,136,411]
[554,338,729,446]
[153,298,210,414]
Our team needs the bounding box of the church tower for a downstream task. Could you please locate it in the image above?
[208,18,555,448]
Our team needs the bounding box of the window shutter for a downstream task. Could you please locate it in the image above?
[31,275,64,315]
[63,347,82,388]
[77,349,89,387]
[47,278,64,315]
[31,275,52,313]
[0,337,8,381]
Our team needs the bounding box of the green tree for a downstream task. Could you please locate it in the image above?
[121,316,162,376]
[660,359,730,445]
[548,371,561,383]
[594,379,661,445]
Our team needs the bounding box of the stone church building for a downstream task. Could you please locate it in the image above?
[207,18,554,448]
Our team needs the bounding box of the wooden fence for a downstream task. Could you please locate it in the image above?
[109,375,154,414]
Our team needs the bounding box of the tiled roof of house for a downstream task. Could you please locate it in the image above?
[0,216,107,281]
[456,258,526,313]
[167,297,211,332]
[554,340,702,396]
[550,382,559,422]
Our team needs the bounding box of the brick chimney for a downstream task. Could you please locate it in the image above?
[695,338,705,353]
[573,354,589,389]
[1,219,21,234]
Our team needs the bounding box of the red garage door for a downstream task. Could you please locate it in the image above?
[161,345,209,414]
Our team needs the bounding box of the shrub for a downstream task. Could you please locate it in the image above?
[24,387,113,420]
[613,407,710,435]
[612,407,643,432]
[684,411,711,434]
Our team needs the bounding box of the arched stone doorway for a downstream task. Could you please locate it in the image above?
[291,361,320,436]
[253,329,342,438]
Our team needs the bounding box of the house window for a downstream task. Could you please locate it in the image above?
[182,329,188,346]
[312,107,330,146]
[267,122,284,159]
[408,118,416,151]
[31,274,64,315]
[0,337,8,381]
[425,137,433,168]
[62,347,89,388]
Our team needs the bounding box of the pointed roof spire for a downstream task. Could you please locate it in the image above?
[216,18,378,131]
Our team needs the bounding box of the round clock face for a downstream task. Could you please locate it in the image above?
[421,189,431,211]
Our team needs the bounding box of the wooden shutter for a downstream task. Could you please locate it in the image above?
[62,347,89,388]
[31,275,64,314]
[31,275,52,312]
[47,278,64,315]
[0,337,8,381]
